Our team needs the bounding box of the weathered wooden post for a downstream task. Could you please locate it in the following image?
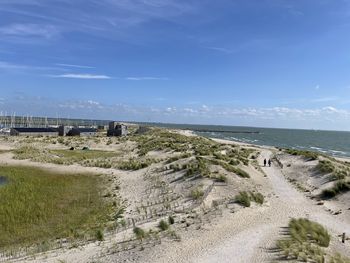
[342,232,346,243]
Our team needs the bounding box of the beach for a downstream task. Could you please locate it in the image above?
[0,128,349,263]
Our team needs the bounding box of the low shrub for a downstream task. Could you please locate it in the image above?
[190,187,204,200]
[96,229,104,241]
[158,220,169,231]
[133,227,146,241]
[216,174,227,183]
[250,192,264,204]
[235,191,251,207]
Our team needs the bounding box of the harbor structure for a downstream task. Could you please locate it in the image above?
[107,122,128,136]
[10,127,59,136]
[58,126,97,136]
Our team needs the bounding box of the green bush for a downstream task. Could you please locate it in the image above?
[133,227,146,241]
[235,191,251,207]
[158,220,169,231]
[96,229,104,241]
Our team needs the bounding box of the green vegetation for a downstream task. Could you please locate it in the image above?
[0,166,114,250]
[276,218,334,262]
[95,229,104,241]
[329,253,350,263]
[14,146,117,165]
[331,170,348,181]
[190,187,204,200]
[215,174,228,183]
[285,149,319,161]
[250,192,264,204]
[210,159,250,178]
[235,191,264,207]
[235,191,251,207]
[133,227,146,241]
[316,160,335,174]
[131,129,253,174]
[165,153,192,164]
[158,220,169,231]
[322,180,350,198]
[116,158,156,170]
[14,146,157,170]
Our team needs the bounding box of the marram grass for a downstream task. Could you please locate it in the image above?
[0,165,113,250]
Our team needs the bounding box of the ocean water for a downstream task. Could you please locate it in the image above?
[143,123,350,158]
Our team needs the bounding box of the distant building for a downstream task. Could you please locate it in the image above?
[107,122,128,136]
[58,125,97,136]
[97,125,107,131]
[10,127,58,136]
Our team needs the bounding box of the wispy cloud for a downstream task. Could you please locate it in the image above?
[205,46,234,54]
[0,0,198,40]
[55,63,95,69]
[52,73,111,79]
[0,60,61,71]
[0,23,60,39]
[126,76,168,80]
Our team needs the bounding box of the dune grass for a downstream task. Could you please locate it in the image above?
[285,149,319,161]
[0,166,114,250]
[322,180,350,199]
[235,191,251,207]
[235,191,264,207]
[277,218,330,262]
[316,160,335,174]
[14,146,117,165]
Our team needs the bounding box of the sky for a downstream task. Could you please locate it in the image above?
[1,0,350,130]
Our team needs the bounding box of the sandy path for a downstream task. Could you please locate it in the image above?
[135,149,350,263]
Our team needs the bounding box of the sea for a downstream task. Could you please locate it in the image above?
[142,123,350,158]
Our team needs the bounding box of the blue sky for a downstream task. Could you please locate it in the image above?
[1,0,350,130]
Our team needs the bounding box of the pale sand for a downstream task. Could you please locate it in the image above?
[132,149,350,263]
[1,134,350,263]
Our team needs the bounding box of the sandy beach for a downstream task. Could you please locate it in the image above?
[0,129,349,263]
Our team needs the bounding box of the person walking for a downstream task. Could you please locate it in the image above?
[263,158,266,167]
[268,159,271,167]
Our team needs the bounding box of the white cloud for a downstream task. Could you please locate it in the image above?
[0,60,62,71]
[55,63,95,69]
[53,74,111,79]
[0,23,59,38]
[205,46,234,54]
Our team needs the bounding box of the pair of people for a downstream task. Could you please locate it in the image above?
[263,158,271,167]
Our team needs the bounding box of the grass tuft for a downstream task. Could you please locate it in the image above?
[158,220,169,231]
